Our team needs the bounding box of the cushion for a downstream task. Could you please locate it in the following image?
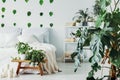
[17,34,42,44]
[22,28,49,43]
[0,33,18,48]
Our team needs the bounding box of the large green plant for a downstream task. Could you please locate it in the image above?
[72,0,120,80]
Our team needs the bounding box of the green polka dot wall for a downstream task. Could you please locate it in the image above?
[1,0,54,28]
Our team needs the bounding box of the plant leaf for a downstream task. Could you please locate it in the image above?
[1,7,5,12]
[49,0,54,3]
[25,0,29,3]
[13,10,17,15]
[39,0,44,5]
[49,11,53,16]
[2,0,6,3]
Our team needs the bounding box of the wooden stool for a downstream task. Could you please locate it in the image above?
[11,60,46,76]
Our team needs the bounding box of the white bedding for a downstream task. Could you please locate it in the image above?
[0,47,18,75]
[0,43,59,75]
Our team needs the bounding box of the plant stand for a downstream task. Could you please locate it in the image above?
[11,59,47,76]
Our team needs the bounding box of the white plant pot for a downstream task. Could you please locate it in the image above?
[19,54,26,60]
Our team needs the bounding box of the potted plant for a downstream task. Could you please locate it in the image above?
[75,8,89,26]
[25,49,46,66]
[16,42,32,60]
[72,0,120,80]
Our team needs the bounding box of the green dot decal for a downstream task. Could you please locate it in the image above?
[40,24,43,27]
[27,11,31,16]
[1,15,4,18]
[1,7,5,12]
[49,0,54,3]
[2,0,6,3]
[27,23,31,28]
[1,23,5,27]
[13,23,16,26]
[49,11,53,16]
[40,12,43,16]
[13,9,17,15]
[25,0,29,3]
[50,23,53,27]
[39,0,44,5]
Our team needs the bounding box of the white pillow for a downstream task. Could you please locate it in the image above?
[0,33,18,48]
[22,28,49,43]
[5,33,18,47]
[17,34,40,44]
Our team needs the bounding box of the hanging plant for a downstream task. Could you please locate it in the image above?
[40,12,43,16]
[1,7,5,12]
[50,23,53,27]
[49,0,54,3]
[13,9,17,15]
[27,23,31,28]
[40,24,43,27]
[25,0,29,3]
[27,11,31,16]
[1,23,5,27]
[2,0,6,3]
[49,11,53,16]
[39,0,44,5]
[13,23,16,26]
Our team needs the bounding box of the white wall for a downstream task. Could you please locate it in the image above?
[0,0,95,60]
[50,0,95,60]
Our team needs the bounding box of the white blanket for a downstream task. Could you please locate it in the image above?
[29,42,59,74]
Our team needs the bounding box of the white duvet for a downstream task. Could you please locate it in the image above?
[29,42,59,74]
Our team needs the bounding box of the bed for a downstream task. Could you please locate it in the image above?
[0,27,59,76]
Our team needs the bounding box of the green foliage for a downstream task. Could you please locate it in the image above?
[2,0,6,3]
[27,11,31,16]
[14,0,16,2]
[49,0,54,3]
[1,23,5,27]
[16,42,32,54]
[1,7,5,12]
[72,0,120,79]
[13,9,17,15]
[39,0,44,5]
[25,49,46,66]
[40,12,43,16]
[71,27,88,72]
[27,23,31,28]
[25,0,29,3]
[49,11,53,16]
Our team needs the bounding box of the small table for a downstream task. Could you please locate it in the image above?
[11,60,46,76]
